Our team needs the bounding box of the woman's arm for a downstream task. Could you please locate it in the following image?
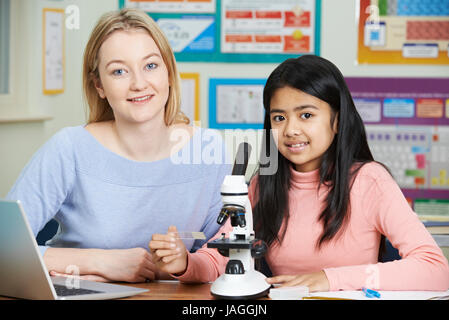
[7,129,162,283]
[43,247,159,282]
[6,129,76,256]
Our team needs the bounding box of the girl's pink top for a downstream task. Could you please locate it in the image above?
[174,162,449,291]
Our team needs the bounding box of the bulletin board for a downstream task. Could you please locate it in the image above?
[346,77,449,221]
[357,0,449,65]
[120,0,321,62]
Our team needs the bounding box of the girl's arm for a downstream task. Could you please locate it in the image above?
[171,221,233,283]
[155,130,232,282]
[167,174,259,283]
[150,219,232,283]
[323,164,449,291]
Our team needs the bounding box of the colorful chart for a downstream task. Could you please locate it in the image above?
[120,0,321,62]
[357,0,449,64]
[346,77,449,221]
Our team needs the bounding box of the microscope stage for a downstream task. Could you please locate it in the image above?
[207,238,254,249]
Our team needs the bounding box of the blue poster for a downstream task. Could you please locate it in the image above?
[156,16,215,53]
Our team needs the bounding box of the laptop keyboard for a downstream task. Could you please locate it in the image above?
[53,284,104,296]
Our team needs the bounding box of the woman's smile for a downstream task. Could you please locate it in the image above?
[127,94,154,104]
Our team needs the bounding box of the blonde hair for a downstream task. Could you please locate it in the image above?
[83,8,189,125]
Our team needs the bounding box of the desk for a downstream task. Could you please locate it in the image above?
[1,280,448,300]
[119,280,217,300]
[117,281,449,300]
[0,280,216,300]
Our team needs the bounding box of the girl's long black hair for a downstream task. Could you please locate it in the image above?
[253,55,386,260]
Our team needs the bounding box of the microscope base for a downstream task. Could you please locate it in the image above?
[211,288,271,300]
[210,270,271,300]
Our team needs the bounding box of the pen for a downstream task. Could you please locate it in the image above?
[362,287,381,298]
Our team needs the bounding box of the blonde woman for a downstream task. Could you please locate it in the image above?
[7,9,230,282]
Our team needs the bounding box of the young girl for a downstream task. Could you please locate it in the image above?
[6,9,230,283]
[150,55,449,292]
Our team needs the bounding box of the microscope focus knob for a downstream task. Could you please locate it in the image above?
[225,260,245,274]
[251,240,268,259]
[218,248,229,257]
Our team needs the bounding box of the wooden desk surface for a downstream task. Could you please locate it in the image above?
[0,280,270,300]
[0,280,215,300]
[119,280,216,300]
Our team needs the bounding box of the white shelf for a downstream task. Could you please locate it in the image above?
[0,115,53,124]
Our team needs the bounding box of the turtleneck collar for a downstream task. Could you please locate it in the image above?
[290,165,320,190]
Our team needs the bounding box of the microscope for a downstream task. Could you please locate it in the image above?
[207,143,271,299]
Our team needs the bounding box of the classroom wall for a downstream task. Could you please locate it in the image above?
[0,0,117,197]
[1,0,449,197]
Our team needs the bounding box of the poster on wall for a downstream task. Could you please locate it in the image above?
[124,0,216,13]
[43,8,65,95]
[357,0,449,65]
[209,78,265,129]
[346,77,449,221]
[156,16,215,54]
[180,73,200,123]
[120,0,321,62]
[221,0,316,55]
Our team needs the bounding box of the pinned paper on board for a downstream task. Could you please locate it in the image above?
[120,0,321,62]
[209,78,266,129]
[180,73,200,123]
[43,8,65,95]
[124,0,216,13]
[221,0,317,55]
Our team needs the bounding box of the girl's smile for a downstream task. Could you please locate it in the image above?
[285,140,309,153]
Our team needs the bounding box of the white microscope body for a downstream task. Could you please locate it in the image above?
[207,143,271,299]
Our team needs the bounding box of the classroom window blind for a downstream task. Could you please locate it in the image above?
[0,0,10,94]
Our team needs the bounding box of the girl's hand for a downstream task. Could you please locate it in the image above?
[149,225,188,275]
[266,271,330,292]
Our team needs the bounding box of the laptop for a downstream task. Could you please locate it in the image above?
[0,199,149,300]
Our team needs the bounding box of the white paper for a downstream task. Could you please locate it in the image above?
[216,85,264,124]
[125,0,216,13]
[44,10,64,92]
[354,99,382,122]
[180,78,196,122]
[307,289,449,300]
